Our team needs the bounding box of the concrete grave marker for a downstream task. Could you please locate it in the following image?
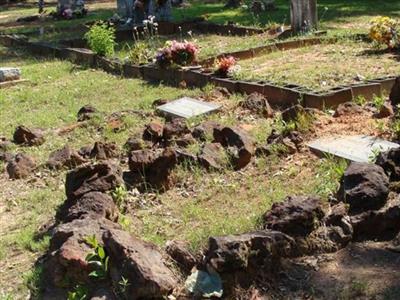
[157,97,221,119]
[0,67,21,82]
[308,135,400,163]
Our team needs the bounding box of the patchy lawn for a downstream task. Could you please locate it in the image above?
[235,38,400,90]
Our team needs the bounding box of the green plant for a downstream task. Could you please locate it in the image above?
[111,185,128,210]
[369,16,399,49]
[354,95,366,106]
[118,276,130,295]
[128,41,154,65]
[372,95,385,110]
[368,146,383,163]
[67,285,89,300]
[84,22,116,56]
[85,235,109,279]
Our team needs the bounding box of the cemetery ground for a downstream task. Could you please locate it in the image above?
[2,44,400,299]
[2,1,400,300]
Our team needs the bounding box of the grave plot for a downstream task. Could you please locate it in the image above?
[114,31,278,61]
[234,38,400,91]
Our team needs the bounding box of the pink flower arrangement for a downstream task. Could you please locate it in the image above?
[215,56,236,77]
[156,40,199,67]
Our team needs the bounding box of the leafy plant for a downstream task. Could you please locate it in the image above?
[67,285,89,300]
[368,146,383,163]
[84,22,116,56]
[369,16,399,49]
[85,235,109,279]
[111,185,128,209]
[118,276,130,295]
[128,41,154,64]
[372,95,385,110]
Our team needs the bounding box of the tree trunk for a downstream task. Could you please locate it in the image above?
[290,0,317,33]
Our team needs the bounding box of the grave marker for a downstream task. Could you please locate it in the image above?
[157,97,221,119]
[308,135,400,163]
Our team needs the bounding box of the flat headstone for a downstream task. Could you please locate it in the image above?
[0,67,21,82]
[308,135,400,163]
[157,97,221,119]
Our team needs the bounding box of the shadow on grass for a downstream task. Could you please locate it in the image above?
[174,0,400,27]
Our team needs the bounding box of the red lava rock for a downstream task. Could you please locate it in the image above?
[263,196,328,236]
[128,149,158,171]
[47,145,87,170]
[103,228,178,299]
[174,133,196,147]
[198,143,226,170]
[241,93,274,118]
[56,191,118,223]
[376,147,400,181]
[338,162,389,214]
[6,153,36,179]
[351,195,400,241]
[124,137,148,152]
[90,141,119,160]
[163,118,190,140]
[281,104,306,122]
[165,240,197,273]
[333,102,363,117]
[143,121,164,142]
[79,145,93,158]
[44,217,120,288]
[217,126,255,170]
[13,125,45,146]
[65,162,123,200]
[192,120,223,142]
[206,231,295,273]
[128,148,177,191]
[175,149,198,165]
[77,105,97,122]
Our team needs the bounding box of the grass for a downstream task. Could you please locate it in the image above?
[235,38,400,90]
[1,1,398,297]
[115,32,278,61]
[0,45,347,297]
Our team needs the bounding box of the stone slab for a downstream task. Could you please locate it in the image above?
[308,135,400,163]
[157,97,221,119]
[0,67,21,82]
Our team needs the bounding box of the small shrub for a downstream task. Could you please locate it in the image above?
[369,16,399,49]
[84,22,116,56]
[128,41,154,64]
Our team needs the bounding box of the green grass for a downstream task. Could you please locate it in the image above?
[235,38,400,90]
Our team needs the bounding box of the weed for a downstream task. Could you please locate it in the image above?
[315,155,348,196]
[67,285,89,300]
[372,95,385,110]
[111,185,128,211]
[23,265,43,299]
[85,235,109,280]
[84,22,116,56]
